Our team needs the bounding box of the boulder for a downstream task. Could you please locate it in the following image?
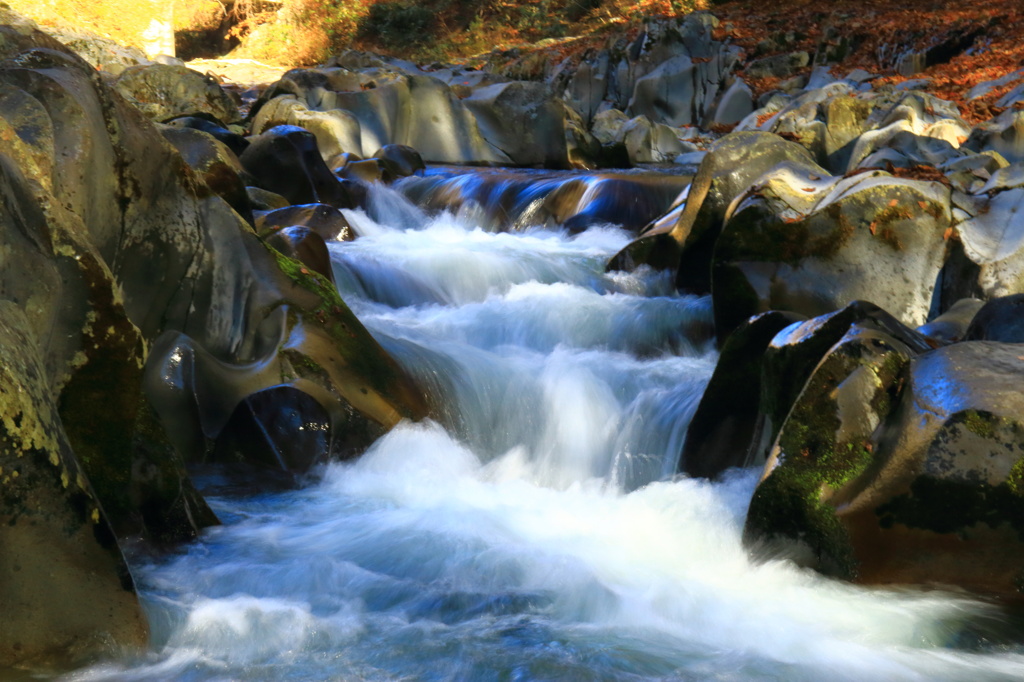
[680,310,805,479]
[749,340,1024,596]
[0,302,148,669]
[609,131,819,292]
[963,294,1024,342]
[713,170,952,339]
[463,81,569,168]
[240,125,365,209]
[113,63,239,123]
[160,125,254,224]
[0,21,431,668]
[251,94,363,161]
[750,301,933,470]
[916,297,983,344]
[255,203,354,242]
[617,115,689,164]
[952,186,1024,299]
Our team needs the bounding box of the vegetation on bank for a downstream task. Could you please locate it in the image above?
[4,0,1022,123]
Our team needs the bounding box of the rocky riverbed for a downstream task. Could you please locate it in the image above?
[2,4,1024,674]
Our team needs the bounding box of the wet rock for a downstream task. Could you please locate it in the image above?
[963,294,1024,342]
[916,297,984,344]
[255,203,354,242]
[0,23,431,667]
[247,186,291,210]
[211,385,368,473]
[240,124,364,209]
[113,63,239,123]
[750,301,933,471]
[165,115,250,156]
[610,131,817,291]
[745,307,922,579]
[372,143,425,178]
[749,341,1024,596]
[160,125,254,224]
[265,227,336,283]
[680,310,805,479]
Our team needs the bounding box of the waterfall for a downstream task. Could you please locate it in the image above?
[66,181,1024,682]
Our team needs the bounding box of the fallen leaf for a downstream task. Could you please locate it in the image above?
[869,221,877,235]
[888,199,899,207]
[943,227,954,240]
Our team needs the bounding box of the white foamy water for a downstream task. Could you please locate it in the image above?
[66,187,1024,681]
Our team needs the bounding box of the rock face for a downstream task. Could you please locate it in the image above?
[732,302,1024,597]
[0,302,148,669]
[0,14,429,668]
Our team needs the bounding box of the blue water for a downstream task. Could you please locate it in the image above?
[65,186,1024,682]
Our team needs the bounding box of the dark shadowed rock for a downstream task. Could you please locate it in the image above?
[240,125,365,209]
[211,385,370,473]
[680,310,805,479]
[255,203,355,242]
[964,294,1024,342]
[265,227,336,283]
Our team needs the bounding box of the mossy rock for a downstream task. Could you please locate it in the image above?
[744,322,917,579]
[750,340,1024,596]
[0,302,148,669]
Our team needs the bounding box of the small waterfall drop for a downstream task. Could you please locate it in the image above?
[66,179,1024,682]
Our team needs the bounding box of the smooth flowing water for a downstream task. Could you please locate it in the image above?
[68,183,1024,681]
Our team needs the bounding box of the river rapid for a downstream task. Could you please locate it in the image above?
[66,180,1024,682]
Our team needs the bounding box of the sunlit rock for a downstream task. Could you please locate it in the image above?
[113,63,239,123]
[915,297,984,344]
[609,131,818,292]
[0,302,148,669]
[713,170,951,339]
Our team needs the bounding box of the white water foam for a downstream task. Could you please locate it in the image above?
[64,186,1024,681]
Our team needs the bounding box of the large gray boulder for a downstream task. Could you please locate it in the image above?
[609,131,819,294]
[713,170,952,339]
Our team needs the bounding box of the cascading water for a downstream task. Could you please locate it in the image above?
[67,181,1024,682]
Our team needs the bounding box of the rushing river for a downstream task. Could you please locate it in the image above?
[67,181,1024,681]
